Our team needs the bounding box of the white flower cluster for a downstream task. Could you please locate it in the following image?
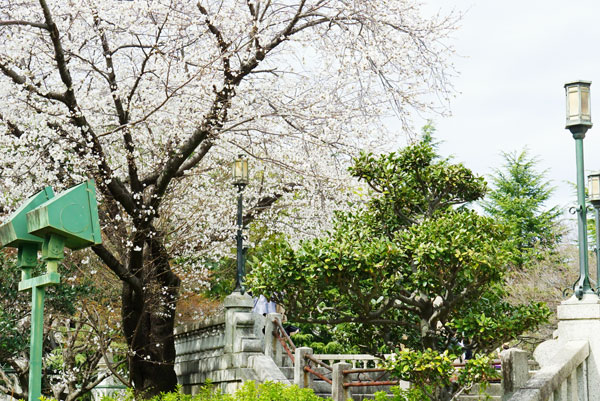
[0,0,456,288]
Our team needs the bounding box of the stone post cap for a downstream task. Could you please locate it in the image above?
[561,293,600,305]
[558,295,600,320]
[224,291,254,308]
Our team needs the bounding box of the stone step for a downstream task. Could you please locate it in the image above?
[298,380,396,395]
[309,380,331,393]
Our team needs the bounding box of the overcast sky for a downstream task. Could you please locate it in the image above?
[411,0,600,218]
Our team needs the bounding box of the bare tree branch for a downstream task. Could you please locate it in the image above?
[35,0,137,216]
[0,59,66,102]
[93,244,142,292]
[0,20,48,29]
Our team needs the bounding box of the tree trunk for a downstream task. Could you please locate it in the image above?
[121,238,181,398]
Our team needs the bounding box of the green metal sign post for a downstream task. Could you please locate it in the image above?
[19,269,60,401]
[0,180,101,401]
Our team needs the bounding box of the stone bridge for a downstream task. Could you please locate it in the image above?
[173,292,600,401]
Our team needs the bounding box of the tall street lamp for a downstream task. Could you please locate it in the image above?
[589,172,600,291]
[565,80,593,299]
[232,155,249,293]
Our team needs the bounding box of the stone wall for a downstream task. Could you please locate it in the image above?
[174,314,227,394]
[174,292,288,394]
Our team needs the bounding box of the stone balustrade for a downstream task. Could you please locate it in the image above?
[504,341,588,401]
[312,354,387,369]
[174,292,288,394]
[171,292,600,401]
[502,294,600,401]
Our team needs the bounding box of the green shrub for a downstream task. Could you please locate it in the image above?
[42,381,330,401]
[234,381,329,401]
[374,386,426,401]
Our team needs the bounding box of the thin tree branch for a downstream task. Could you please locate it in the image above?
[0,20,48,29]
[35,0,137,216]
[91,7,142,194]
[197,2,232,80]
[0,59,66,102]
[92,244,142,292]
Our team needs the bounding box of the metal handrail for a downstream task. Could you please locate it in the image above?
[305,353,333,371]
[343,368,385,374]
[344,380,399,388]
[304,365,333,384]
[272,318,296,364]
[275,330,295,363]
[273,319,296,352]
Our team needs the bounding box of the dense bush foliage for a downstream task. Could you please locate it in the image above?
[382,349,499,401]
[248,140,550,400]
[40,382,329,401]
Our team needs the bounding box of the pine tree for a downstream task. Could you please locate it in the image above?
[483,149,562,269]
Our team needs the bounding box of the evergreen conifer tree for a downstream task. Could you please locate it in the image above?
[483,149,562,269]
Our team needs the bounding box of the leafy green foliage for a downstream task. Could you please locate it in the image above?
[40,382,330,401]
[247,139,550,400]
[448,289,551,352]
[348,141,486,235]
[457,356,500,389]
[374,386,427,401]
[0,251,95,360]
[291,327,353,354]
[386,349,455,391]
[383,349,499,401]
[482,149,562,268]
[234,381,329,401]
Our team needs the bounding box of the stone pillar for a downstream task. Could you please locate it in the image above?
[500,348,529,400]
[332,362,351,401]
[556,294,600,400]
[224,291,260,353]
[294,347,313,388]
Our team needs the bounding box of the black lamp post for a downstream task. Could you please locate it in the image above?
[232,155,249,293]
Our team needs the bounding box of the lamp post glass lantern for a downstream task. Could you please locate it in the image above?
[565,80,593,299]
[565,81,592,131]
[232,157,249,187]
[232,156,249,293]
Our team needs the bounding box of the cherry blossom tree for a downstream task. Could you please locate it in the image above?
[0,0,457,395]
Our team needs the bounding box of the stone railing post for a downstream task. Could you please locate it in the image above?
[294,347,313,388]
[224,292,262,356]
[264,313,282,362]
[332,362,351,401]
[556,295,600,401]
[500,348,529,401]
